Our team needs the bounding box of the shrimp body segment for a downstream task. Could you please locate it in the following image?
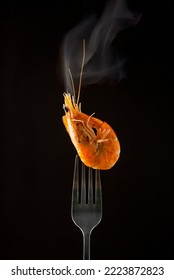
[62,93,120,170]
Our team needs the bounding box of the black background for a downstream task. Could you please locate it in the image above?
[0,0,173,260]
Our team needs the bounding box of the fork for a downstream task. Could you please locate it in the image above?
[71,155,102,260]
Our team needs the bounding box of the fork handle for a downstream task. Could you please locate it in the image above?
[83,232,90,260]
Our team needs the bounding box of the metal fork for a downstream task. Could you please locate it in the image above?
[71,155,102,260]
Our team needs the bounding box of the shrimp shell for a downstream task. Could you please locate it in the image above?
[62,93,120,170]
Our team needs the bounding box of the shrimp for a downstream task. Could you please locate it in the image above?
[62,40,120,170]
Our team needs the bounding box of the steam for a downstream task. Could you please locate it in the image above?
[61,0,139,93]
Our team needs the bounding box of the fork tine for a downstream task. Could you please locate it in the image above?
[81,162,86,204]
[88,167,93,204]
[72,155,79,204]
[95,170,102,205]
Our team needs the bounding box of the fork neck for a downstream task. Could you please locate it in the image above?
[82,231,90,260]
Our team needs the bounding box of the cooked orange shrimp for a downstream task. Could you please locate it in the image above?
[62,40,120,170]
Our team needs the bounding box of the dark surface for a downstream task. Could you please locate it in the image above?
[0,0,173,259]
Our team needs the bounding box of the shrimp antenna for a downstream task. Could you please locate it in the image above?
[77,39,85,105]
[68,68,76,102]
